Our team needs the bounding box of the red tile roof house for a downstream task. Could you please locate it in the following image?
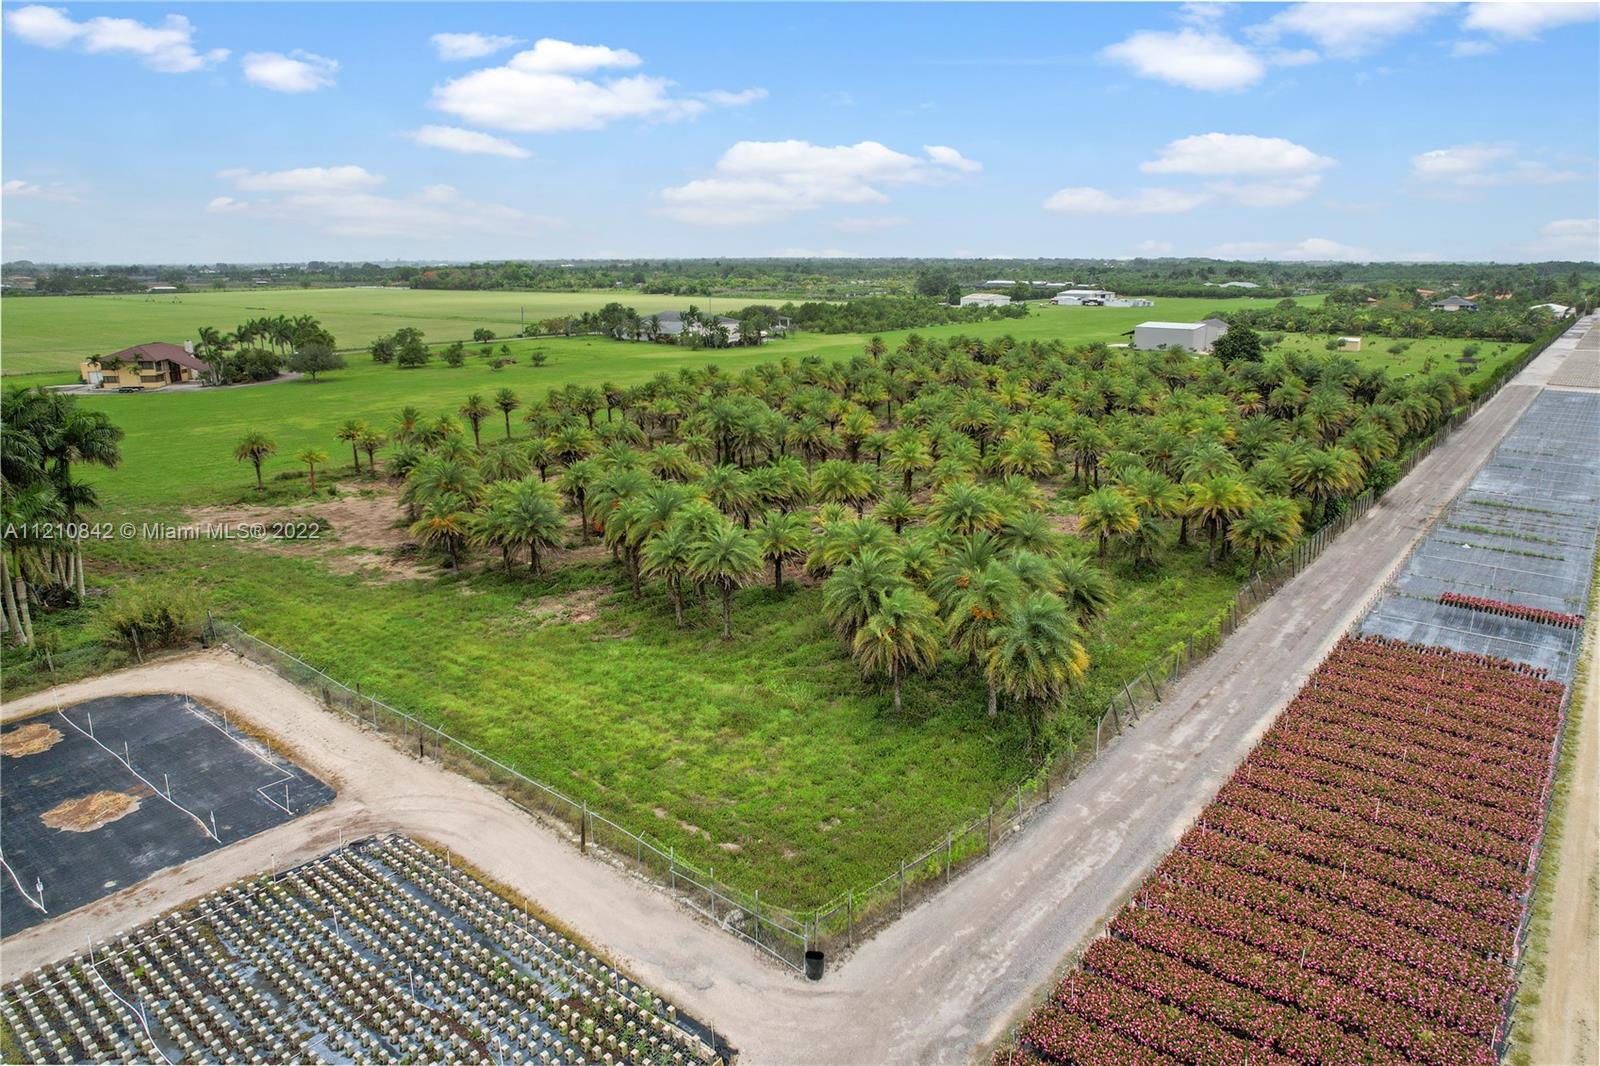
[81,342,210,390]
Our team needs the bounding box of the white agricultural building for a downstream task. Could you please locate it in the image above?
[959,292,1012,307]
[1133,318,1229,352]
[1530,302,1574,317]
[1051,288,1116,305]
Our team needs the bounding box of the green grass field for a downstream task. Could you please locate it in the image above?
[1266,332,1520,391]
[1,288,737,377]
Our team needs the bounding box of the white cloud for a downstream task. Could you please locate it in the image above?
[1208,174,1324,207]
[698,88,768,107]
[213,167,542,241]
[1250,3,1442,59]
[2,179,77,202]
[407,125,530,159]
[1517,218,1599,258]
[4,5,226,72]
[1178,3,1229,26]
[430,32,521,61]
[1044,186,1211,215]
[1461,2,1599,39]
[923,145,982,173]
[1212,236,1371,260]
[660,140,981,225]
[219,165,385,193]
[430,37,761,133]
[1410,143,1582,187]
[242,50,338,93]
[1142,132,1335,176]
[1102,29,1264,91]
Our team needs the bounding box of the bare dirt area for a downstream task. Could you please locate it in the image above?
[0,720,63,756]
[1529,622,1599,1066]
[40,790,142,832]
[189,487,434,581]
[514,586,613,627]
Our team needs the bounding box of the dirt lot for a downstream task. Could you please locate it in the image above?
[189,487,433,581]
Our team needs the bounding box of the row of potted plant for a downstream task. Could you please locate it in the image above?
[1440,591,1585,629]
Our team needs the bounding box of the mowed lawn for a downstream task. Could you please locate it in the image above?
[1267,332,1524,392]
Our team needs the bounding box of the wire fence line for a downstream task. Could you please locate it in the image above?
[204,323,1573,975]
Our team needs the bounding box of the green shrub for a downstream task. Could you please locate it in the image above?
[96,585,203,653]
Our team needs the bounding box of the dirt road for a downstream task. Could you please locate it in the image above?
[1530,620,1599,1066]
[2,320,1590,1064]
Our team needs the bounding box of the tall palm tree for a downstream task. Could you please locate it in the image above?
[688,520,761,639]
[1076,487,1140,560]
[929,481,1003,537]
[752,509,811,590]
[233,431,277,490]
[853,587,942,714]
[946,561,1023,716]
[1288,446,1362,526]
[296,447,329,493]
[812,459,878,517]
[494,388,521,438]
[460,394,492,448]
[357,428,387,472]
[335,419,367,473]
[985,592,1089,745]
[641,519,696,625]
[1054,556,1112,620]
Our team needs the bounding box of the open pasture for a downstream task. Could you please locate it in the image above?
[0,693,333,937]
[0,835,722,1065]
[1,288,654,377]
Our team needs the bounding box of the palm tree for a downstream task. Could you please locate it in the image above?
[480,477,565,575]
[357,428,387,472]
[874,491,918,534]
[884,435,933,493]
[985,592,1089,745]
[1229,496,1303,571]
[494,388,521,438]
[812,459,878,517]
[752,510,811,590]
[296,447,329,493]
[460,394,491,448]
[410,492,473,568]
[929,481,1003,537]
[820,548,906,639]
[946,561,1023,716]
[688,520,761,639]
[1054,556,1112,620]
[336,419,367,473]
[233,432,277,490]
[641,519,696,625]
[1186,475,1256,563]
[1288,446,1362,526]
[1076,487,1139,560]
[853,587,942,714]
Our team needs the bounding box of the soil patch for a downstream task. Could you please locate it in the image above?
[1,721,63,757]
[1047,512,1083,535]
[516,586,612,627]
[189,488,430,581]
[41,790,142,832]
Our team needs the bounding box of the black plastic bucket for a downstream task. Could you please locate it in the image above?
[804,950,825,981]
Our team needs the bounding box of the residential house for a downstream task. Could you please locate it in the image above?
[1430,296,1479,312]
[80,341,210,390]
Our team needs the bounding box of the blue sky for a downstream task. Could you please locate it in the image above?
[3,1,1597,264]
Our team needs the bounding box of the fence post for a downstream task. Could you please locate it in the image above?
[669,847,676,894]
[754,889,760,946]
[899,859,906,916]
[580,800,588,854]
[847,889,853,948]
[1016,784,1024,821]
[709,866,715,922]
[986,806,993,856]
[945,832,953,884]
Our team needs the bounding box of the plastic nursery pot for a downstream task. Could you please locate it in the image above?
[804,950,825,981]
